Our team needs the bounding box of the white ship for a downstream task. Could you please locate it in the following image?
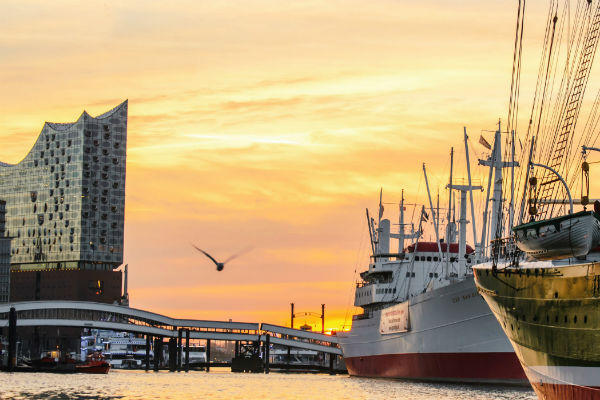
[338,134,527,383]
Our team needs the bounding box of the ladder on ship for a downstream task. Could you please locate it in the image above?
[537,2,600,218]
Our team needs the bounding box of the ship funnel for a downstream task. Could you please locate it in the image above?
[378,219,391,256]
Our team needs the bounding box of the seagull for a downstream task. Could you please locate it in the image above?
[191,244,251,271]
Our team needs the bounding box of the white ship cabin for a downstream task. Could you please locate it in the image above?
[103,332,150,369]
[354,217,475,308]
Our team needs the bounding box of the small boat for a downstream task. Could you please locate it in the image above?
[513,211,600,260]
[28,350,77,373]
[76,352,110,374]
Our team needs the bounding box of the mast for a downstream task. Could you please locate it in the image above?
[446,147,454,275]
[398,190,405,253]
[518,137,536,225]
[509,129,516,231]
[490,121,503,243]
[366,208,376,255]
[423,163,444,265]
[463,128,479,260]
[447,184,482,276]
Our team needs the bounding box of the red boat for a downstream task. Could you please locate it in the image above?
[76,352,110,374]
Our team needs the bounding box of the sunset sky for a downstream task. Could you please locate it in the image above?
[0,1,580,330]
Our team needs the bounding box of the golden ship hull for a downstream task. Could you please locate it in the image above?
[473,261,600,399]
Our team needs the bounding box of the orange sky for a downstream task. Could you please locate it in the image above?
[0,1,584,331]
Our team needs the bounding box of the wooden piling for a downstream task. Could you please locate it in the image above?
[177,328,183,372]
[153,338,161,371]
[185,329,190,372]
[264,334,270,374]
[145,335,151,371]
[8,307,16,372]
[168,338,176,372]
[206,339,211,372]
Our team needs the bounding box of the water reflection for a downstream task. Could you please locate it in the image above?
[0,369,536,400]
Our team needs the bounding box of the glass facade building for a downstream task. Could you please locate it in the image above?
[0,101,127,295]
[0,200,10,302]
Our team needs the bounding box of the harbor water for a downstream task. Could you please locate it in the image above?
[0,369,536,399]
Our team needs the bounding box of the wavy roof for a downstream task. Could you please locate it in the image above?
[0,100,127,168]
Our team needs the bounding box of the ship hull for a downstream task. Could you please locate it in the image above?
[339,277,526,383]
[474,262,600,399]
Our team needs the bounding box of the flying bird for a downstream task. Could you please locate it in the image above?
[191,244,252,271]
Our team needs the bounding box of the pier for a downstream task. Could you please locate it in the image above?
[0,301,344,374]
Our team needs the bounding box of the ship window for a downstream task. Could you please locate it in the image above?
[433,257,439,262]
[584,316,588,324]
[564,316,568,323]
[406,272,411,277]
[393,288,396,293]
[554,292,558,298]
[434,273,438,278]
[427,256,432,262]
[555,316,558,323]
[574,316,577,324]
[429,273,433,277]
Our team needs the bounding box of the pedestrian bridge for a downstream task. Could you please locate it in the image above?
[0,301,341,355]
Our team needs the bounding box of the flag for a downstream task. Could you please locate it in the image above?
[479,135,492,150]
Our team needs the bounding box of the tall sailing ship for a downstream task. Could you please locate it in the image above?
[473,0,600,398]
[338,134,526,383]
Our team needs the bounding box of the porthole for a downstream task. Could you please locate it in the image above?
[585,316,588,323]
[574,316,578,324]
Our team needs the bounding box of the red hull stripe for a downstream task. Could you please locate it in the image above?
[531,382,600,400]
[345,352,526,382]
